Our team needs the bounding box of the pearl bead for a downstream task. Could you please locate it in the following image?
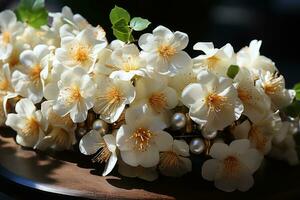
[93,119,109,136]
[189,138,205,154]
[171,113,186,130]
[202,129,218,140]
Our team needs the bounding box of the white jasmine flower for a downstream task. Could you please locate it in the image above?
[237,40,277,74]
[159,140,192,177]
[0,10,24,60]
[92,48,114,76]
[256,71,295,109]
[93,76,135,123]
[234,68,271,123]
[2,40,26,70]
[182,70,243,132]
[193,42,235,76]
[138,25,192,76]
[202,139,263,192]
[134,77,178,113]
[118,159,158,181]
[231,111,282,154]
[110,44,146,81]
[55,28,107,72]
[11,45,50,103]
[116,104,173,168]
[269,121,299,166]
[51,67,96,123]
[0,63,13,94]
[5,98,47,148]
[79,130,117,176]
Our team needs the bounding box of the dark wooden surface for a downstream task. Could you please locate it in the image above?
[1,128,300,200]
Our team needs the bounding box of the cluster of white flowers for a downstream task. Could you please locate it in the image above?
[0,7,299,192]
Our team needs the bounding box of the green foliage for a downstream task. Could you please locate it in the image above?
[293,83,300,101]
[109,5,151,43]
[15,0,48,28]
[227,65,240,79]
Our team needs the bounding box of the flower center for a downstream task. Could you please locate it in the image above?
[158,44,176,58]
[129,127,153,151]
[2,31,11,44]
[8,49,20,68]
[92,142,111,163]
[205,93,227,112]
[159,151,181,169]
[22,117,40,137]
[66,86,82,104]
[223,156,240,174]
[51,128,71,146]
[29,64,42,86]
[106,86,122,103]
[0,78,9,91]
[206,56,220,69]
[149,92,167,112]
[237,88,252,102]
[73,45,90,63]
[249,126,268,152]
[49,110,73,128]
[264,75,283,95]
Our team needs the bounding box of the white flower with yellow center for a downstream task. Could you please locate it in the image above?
[109,44,146,81]
[138,25,192,76]
[79,130,117,176]
[93,76,135,123]
[134,77,178,114]
[2,40,26,70]
[159,140,192,177]
[0,10,24,61]
[182,70,243,132]
[202,139,263,192]
[193,42,235,77]
[231,111,282,154]
[270,122,299,166]
[118,159,158,181]
[116,104,173,168]
[11,45,50,104]
[55,28,107,72]
[51,67,96,123]
[234,68,271,123]
[237,40,277,74]
[256,71,295,109]
[5,98,47,148]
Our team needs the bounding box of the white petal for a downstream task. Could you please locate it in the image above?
[152,25,173,38]
[15,98,36,116]
[239,149,263,173]
[120,150,140,167]
[169,51,192,70]
[116,125,135,151]
[20,50,37,68]
[0,10,16,29]
[154,130,173,152]
[79,130,102,155]
[214,174,238,192]
[181,83,204,106]
[209,142,230,160]
[229,139,251,155]
[173,140,190,157]
[202,159,220,181]
[137,145,160,167]
[103,134,116,153]
[173,31,189,50]
[102,153,118,176]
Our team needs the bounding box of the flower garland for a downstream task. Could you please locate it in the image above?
[1,1,300,192]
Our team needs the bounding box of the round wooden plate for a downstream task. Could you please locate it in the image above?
[1,128,300,200]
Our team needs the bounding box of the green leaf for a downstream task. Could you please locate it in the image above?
[293,83,300,101]
[284,100,300,118]
[112,18,132,42]
[130,17,151,31]
[15,0,48,28]
[110,6,130,25]
[227,65,240,79]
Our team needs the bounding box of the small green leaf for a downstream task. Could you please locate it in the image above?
[293,83,300,101]
[15,0,48,28]
[112,18,133,42]
[110,6,130,25]
[130,17,151,31]
[227,65,240,79]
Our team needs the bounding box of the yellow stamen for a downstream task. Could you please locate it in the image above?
[128,127,153,151]
[29,64,42,86]
[206,56,220,69]
[149,92,167,112]
[158,44,176,58]
[2,31,11,44]
[8,49,20,68]
[0,78,9,91]
[205,93,227,112]
[66,86,82,105]
[72,45,90,63]
[249,126,268,152]
[264,75,283,95]
[21,117,40,137]
[237,88,252,102]
[160,151,181,169]
[223,156,240,174]
[92,142,111,163]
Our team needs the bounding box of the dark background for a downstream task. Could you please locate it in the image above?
[1,0,300,199]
